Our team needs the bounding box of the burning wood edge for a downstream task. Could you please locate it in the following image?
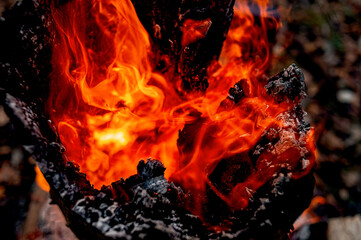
[1,64,315,240]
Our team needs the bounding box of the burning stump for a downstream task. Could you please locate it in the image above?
[1,63,315,239]
[0,0,315,239]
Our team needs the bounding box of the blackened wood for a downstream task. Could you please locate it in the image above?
[0,0,52,107]
[131,0,236,92]
[265,64,306,104]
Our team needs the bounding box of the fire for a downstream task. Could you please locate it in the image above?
[48,0,315,215]
[35,164,50,192]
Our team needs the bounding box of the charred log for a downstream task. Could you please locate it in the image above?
[265,64,307,104]
[131,0,236,92]
[0,0,52,107]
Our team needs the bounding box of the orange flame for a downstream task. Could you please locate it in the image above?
[35,164,50,192]
[48,0,315,216]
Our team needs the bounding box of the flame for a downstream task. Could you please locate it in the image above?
[35,164,50,192]
[48,0,315,217]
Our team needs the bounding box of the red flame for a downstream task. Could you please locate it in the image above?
[48,0,315,216]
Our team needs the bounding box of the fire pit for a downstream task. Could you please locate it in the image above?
[0,0,316,239]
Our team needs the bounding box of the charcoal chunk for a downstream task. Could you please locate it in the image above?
[265,64,306,103]
[137,159,166,180]
[228,79,249,104]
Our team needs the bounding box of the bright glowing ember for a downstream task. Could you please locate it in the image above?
[48,0,315,214]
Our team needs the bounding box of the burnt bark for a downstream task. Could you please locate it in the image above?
[131,0,236,92]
